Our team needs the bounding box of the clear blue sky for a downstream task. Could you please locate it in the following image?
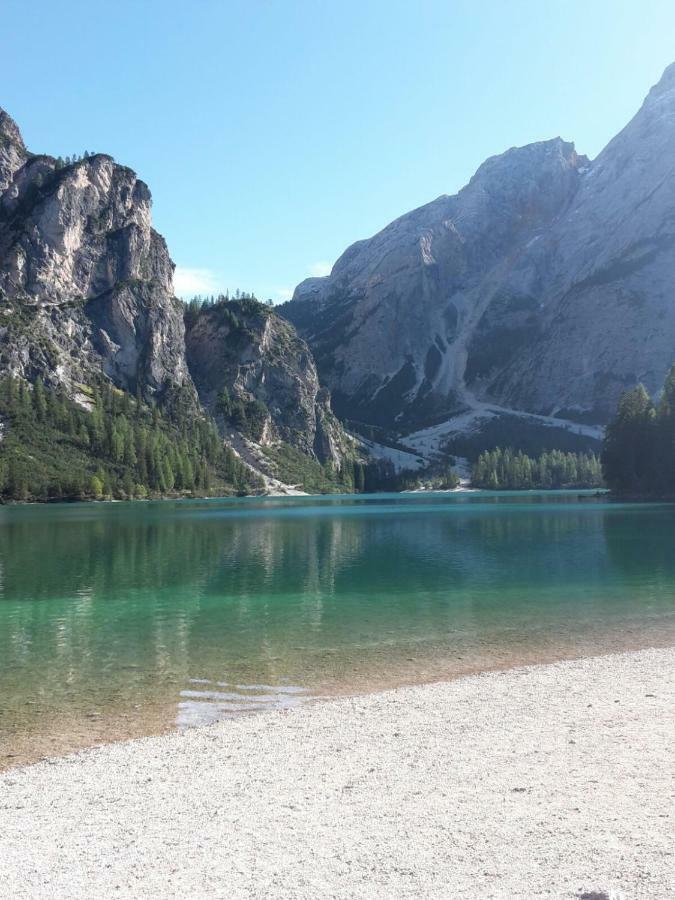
[4,0,675,301]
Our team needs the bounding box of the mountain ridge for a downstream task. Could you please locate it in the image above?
[280,63,675,460]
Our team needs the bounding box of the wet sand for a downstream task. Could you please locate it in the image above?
[3,618,675,771]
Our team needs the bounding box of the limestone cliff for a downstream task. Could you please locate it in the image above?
[0,108,352,493]
[0,111,192,406]
[185,297,351,467]
[281,63,675,453]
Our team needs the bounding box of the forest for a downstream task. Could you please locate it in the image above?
[11,356,674,502]
[0,377,261,502]
[472,447,603,490]
[601,364,675,496]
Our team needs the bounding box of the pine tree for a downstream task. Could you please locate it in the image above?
[32,378,47,421]
[602,385,655,493]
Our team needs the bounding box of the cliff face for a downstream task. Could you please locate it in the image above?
[185,298,350,467]
[0,109,28,192]
[281,63,675,439]
[481,62,675,422]
[0,114,192,405]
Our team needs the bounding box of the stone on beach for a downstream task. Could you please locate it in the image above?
[0,647,673,898]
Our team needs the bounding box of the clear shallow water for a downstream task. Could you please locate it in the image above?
[2,491,675,767]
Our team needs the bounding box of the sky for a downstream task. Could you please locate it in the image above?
[3,0,675,302]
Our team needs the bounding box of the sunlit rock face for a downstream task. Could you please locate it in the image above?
[281,63,675,431]
[0,108,192,404]
[0,109,28,192]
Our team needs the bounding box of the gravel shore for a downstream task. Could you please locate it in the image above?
[1,648,673,899]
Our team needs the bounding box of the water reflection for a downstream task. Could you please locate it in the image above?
[1,493,675,766]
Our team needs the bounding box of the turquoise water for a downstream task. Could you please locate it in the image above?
[1,491,675,766]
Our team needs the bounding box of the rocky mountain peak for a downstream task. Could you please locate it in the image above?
[0,105,355,494]
[0,108,25,148]
[468,137,584,187]
[281,62,675,445]
[184,297,351,468]
[0,108,191,404]
[454,137,586,241]
[647,61,675,102]
[0,108,28,192]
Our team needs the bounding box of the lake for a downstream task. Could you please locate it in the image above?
[2,491,675,767]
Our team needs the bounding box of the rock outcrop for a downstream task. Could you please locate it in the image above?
[484,61,675,422]
[0,112,193,405]
[0,109,28,192]
[185,297,350,466]
[281,63,675,439]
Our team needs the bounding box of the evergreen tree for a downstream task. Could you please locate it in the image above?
[472,447,603,490]
[33,378,47,421]
[0,375,264,502]
[602,385,655,493]
[601,365,675,495]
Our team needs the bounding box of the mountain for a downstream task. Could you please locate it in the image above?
[184,296,354,490]
[0,109,28,192]
[0,110,353,499]
[0,112,192,408]
[281,63,675,460]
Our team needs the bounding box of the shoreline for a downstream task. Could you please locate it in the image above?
[0,485,614,507]
[1,646,673,898]
[4,623,675,773]
[12,485,675,507]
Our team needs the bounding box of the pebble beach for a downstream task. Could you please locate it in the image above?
[1,647,673,899]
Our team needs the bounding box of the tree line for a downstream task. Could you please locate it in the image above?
[601,364,675,496]
[0,377,261,502]
[183,293,273,329]
[472,447,603,490]
[353,459,459,492]
[54,152,97,169]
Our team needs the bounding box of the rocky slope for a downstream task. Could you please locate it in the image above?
[0,109,28,192]
[281,63,675,454]
[185,296,351,469]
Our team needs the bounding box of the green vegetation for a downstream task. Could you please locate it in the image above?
[217,387,268,442]
[262,442,355,494]
[472,447,603,490]
[183,292,271,334]
[416,464,460,491]
[0,377,262,502]
[184,293,279,441]
[54,152,97,169]
[360,459,459,492]
[602,364,675,496]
